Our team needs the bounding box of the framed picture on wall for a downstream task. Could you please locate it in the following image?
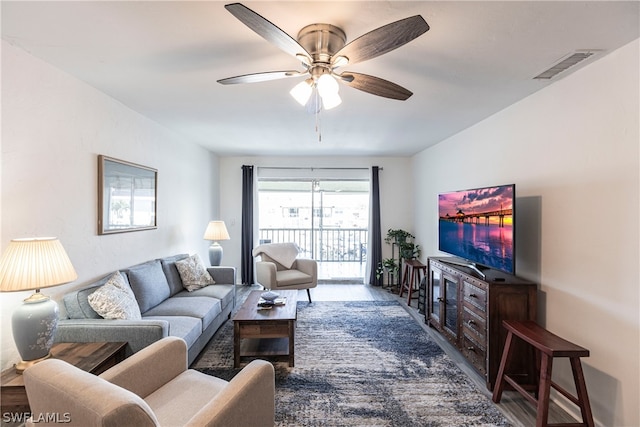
[98,155,157,235]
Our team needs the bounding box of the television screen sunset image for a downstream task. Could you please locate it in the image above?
[438,185,514,273]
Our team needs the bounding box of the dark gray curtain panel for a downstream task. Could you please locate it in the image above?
[368,166,383,286]
[241,165,254,285]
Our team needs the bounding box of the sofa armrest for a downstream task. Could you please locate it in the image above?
[255,262,277,288]
[185,359,275,427]
[55,318,169,356]
[100,337,188,398]
[207,266,236,285]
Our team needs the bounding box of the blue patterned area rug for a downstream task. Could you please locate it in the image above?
[194,301,511,427]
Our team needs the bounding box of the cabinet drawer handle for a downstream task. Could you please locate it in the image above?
[469,293,477,298]
[467,320,476,326]
[437,297,444,302]
[467,346,475,352]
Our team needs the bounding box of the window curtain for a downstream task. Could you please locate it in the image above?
[367,166,383,286]
[241,165,255,285]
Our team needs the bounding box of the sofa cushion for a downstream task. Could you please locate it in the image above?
[173,285,234,309]
[88,271,142,320]
[125,260,171,313]
[142,315,202,349]
[143,297,221,330]
[64,272,130,319]
[275,269,313,287]
[160,254,190,296]
[175,254,214,292]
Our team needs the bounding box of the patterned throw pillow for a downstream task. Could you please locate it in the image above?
[176,254,215,292]
[88,271,142,320]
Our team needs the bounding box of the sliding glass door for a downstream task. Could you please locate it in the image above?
[257,179,369,281]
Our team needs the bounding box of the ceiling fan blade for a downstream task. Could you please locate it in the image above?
[338,72,413,100]
[225,3,311,63]
[332,15,429,66]
[218,70,304,85]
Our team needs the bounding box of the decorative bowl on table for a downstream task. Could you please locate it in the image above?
[261,291,280,302]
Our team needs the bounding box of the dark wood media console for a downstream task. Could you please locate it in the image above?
[426,257,537,390]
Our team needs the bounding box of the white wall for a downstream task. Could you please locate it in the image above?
[218,156,413,281]
[1,41,220,370]
[412,39,639,427]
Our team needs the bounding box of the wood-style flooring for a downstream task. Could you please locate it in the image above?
[235,282,581,427]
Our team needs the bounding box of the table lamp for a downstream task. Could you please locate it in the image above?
[203,221,230,266]
[0,237,77,373]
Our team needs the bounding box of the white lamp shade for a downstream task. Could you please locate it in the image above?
[321,91,342,110]
[317,74,339,95]
[203,221,230,241]
[0,238,77,292]
[290,79,313,106]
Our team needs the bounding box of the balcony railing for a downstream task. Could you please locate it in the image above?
[259,228,368,263]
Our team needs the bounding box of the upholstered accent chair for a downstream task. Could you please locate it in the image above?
[253,243,318,302]
[23,337,275,427]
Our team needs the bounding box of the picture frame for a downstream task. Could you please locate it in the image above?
[98,155,157,235]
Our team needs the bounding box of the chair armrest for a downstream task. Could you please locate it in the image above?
[255,261,277,288]
[24,359,158,427]
[100,337,188,398]
[55,318,169,356]
[207,266,236,284]
[185,359,275,427]
[295,259,318,285]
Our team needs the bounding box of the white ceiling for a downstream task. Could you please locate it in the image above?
[2,1,638,157]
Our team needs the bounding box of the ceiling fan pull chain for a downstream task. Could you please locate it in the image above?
[316,107,322,143]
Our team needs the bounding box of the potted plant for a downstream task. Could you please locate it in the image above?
[376,258,398,281]
[384,229,414,246]
[399,241,421,260]
[383,229,421,286]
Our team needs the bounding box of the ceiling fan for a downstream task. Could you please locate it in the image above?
[217,3,430,112]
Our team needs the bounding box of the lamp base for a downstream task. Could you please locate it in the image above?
[12,291,59,372]
[209,242,223,266]
[14,352,53,374]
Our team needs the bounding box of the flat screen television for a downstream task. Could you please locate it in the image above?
[438,184,515,275]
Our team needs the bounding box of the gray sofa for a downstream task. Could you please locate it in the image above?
[56,254,235,365]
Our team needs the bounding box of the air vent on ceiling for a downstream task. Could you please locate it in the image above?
[533,50,600,80]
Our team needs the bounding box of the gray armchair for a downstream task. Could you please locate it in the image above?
[23,337,275,427]
[254,244,317,302]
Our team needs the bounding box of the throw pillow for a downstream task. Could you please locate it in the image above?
[88,271,142,320]
[175,254,215,292]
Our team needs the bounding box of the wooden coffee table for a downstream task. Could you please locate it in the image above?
[0,341,127,414]
[233,290,298,367]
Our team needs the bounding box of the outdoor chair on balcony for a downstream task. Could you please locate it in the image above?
[253,243,317,302]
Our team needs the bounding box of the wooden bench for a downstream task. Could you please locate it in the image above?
[492,320,594,427]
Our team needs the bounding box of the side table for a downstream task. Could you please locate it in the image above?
[1,341,127,415]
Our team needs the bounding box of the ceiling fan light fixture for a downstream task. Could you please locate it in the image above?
[321,91,342,110]
[317,74,339,95]
[290,79,313,106]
